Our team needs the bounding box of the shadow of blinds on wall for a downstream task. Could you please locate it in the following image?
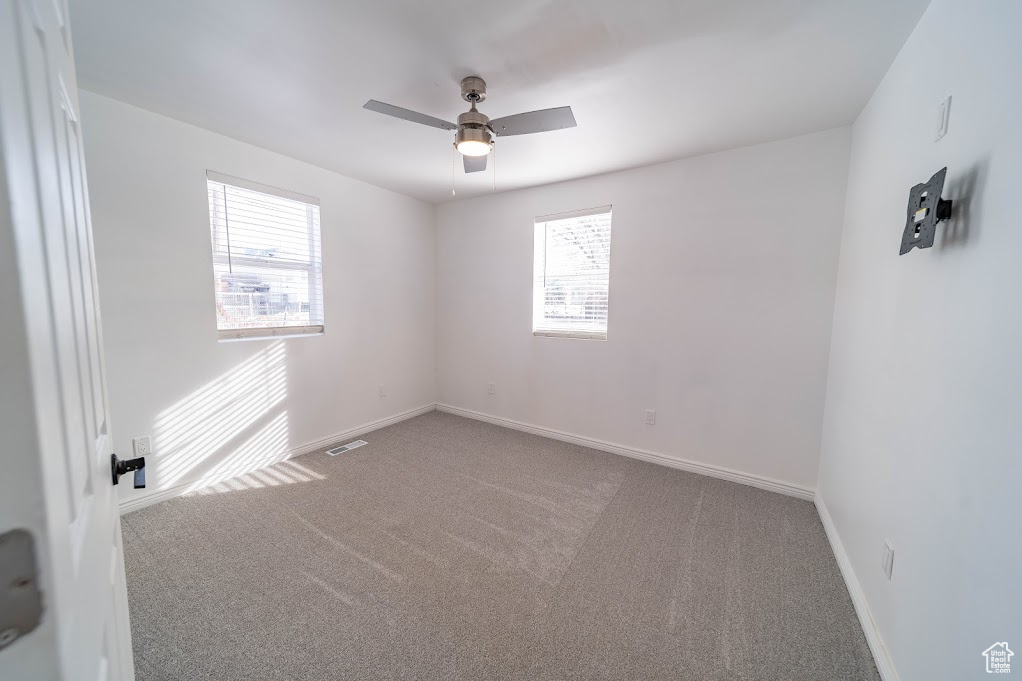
[206,171,324,341]
[533,206,613,340]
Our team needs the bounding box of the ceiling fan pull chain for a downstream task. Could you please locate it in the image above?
[492,142,496,192]
[451,143,456,197]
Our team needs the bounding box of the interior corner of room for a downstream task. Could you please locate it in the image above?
[1,0,1019,679]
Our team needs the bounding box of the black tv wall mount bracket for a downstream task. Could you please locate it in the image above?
[900,167,953,255]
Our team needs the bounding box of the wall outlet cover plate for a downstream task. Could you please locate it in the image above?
[881,540,895,580]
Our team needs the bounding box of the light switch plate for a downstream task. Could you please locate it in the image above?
[935,95,951,141]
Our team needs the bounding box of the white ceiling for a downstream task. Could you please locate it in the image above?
[69,0,929,204]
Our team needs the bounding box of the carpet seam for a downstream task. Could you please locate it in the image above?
[546,462,635,596]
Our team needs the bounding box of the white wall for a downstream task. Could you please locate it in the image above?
[818,0,1022,679]
[80,91,436,507]
[436,128,851,491]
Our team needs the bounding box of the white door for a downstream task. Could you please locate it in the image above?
[0,0,135,679]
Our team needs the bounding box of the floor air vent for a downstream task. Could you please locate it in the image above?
[327,439,368,456]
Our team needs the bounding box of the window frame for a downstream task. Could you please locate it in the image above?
[206,171,324,342]
[532,205,613,341]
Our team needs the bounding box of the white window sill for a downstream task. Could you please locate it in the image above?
[217,325,324,342]
[533,329,607,341]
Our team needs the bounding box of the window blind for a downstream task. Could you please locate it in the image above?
[533,206,612,339]
[206,172,324,340]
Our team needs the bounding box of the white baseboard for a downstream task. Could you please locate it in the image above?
[286,403,436,458]
[815,494,899,681]
[436,403,815,501]
[119,481,192,515]
[118,403,437,514]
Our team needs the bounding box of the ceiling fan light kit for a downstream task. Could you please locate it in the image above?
[456,136,492,157]
[364,76,576,175]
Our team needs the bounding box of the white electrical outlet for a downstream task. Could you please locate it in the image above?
[487,382,495,395]
[378,384,386,398]
[881,540,895,580]
[645,409,656,425]
[132,435,151,457]
[935,94,951,141]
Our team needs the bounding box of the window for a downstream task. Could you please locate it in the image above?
[533,206,612,339]
[206,171,324,340]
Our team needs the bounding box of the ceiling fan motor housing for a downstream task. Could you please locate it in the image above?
[456,107,492,151]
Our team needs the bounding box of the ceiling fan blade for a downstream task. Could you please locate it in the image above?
[363,100,457,131]
[463,155,487,173]
[489,106,576,136]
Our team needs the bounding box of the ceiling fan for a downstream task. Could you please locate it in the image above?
[363,76,576,174]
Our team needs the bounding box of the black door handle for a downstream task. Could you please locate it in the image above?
[111,454,146,488]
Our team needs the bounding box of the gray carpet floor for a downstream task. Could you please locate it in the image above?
[122,411,879,680]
